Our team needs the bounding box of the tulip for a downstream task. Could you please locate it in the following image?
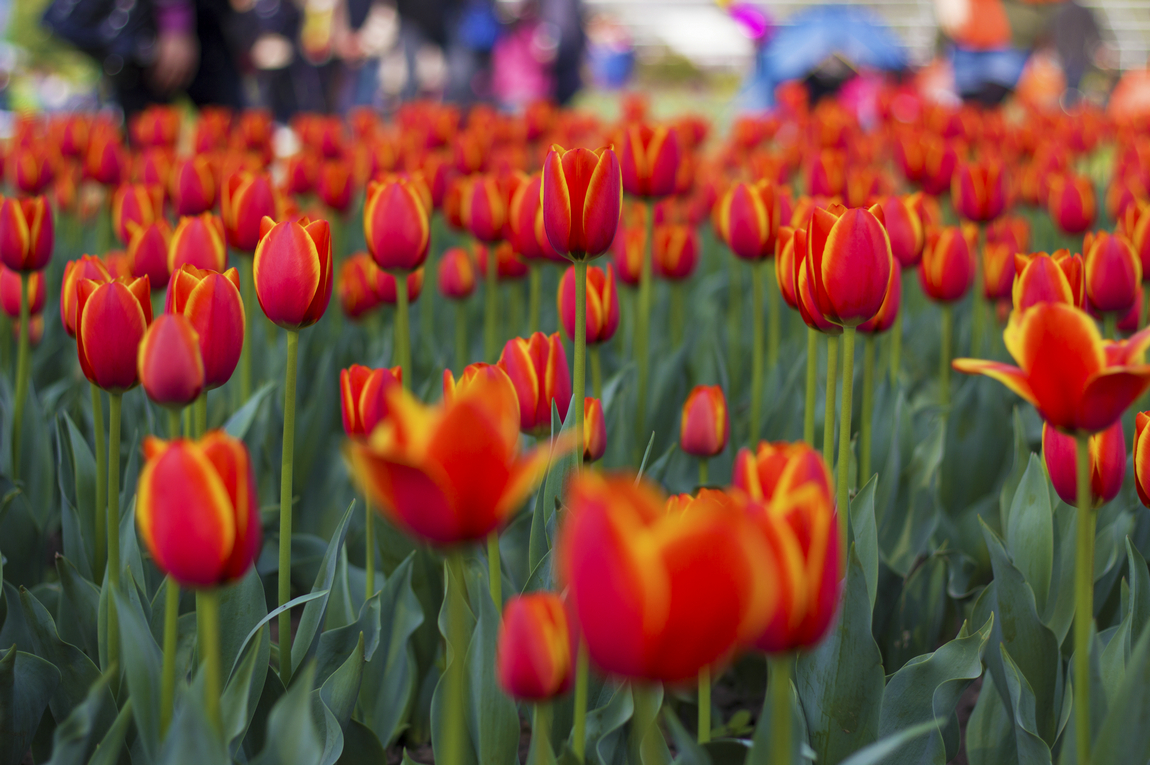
[1049,174,1096,235]
[317,159,354,213]
[112,183,163,245]
[169,214,227,274]
[253,216,333,330]
[919,136,959,196]
[558,264,619,345]
[221,171,277,253]
[170,155,217,216]
[11,315,43,347]
[611,224,645,287]
[9,145,54,195]
[85,132,126,186]
[806,149,846,198]
[131,106,179,148]
[857,264,901,480]
[166,264,245,391]
[876,196,924,269]
[376,268,424,305]
[540,145,621,260]
[1134,412,1150,508]
[340,364,403,438]
[476,241,529,280]
[61,255,112,336]
[952,160,1005,222]
[1120,203,1150,291]
[499,332,572,436]
[442,361,519,405]
[680,385,729,470]
[138,314,205,410]
[619,123,681,199]
[653,223,699,280]
[438,247,476,299]
[338,253,382,320]
[496,592,576,700]
[920,225,976,303]
[126,220,173,289]
[556,473,776,683]
[982,240,1016,302]
[510,171,563,332]
[0,266,44,318]
[135,147,174,189]
[583,397,606,463]
[462,174,507,244]
[284,151,318,195]
[0,196,53,273]
[76,276,153,392]
[1043,421,1124,508]
[1013,250,1085,311]
[1084,230,1141,326]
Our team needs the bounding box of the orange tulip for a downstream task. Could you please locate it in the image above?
[442,361,518,405]
[126,220,173,289]
[499,332,572,436]
[611,224,646,287]
[170,155,218,216]
[76,276,153,392]
[653,223,699,280]
[1042,421,1124,508]
[131,105,179,148]
[253,216,333,329]
[9,144,55,195]
[919,225,976,303]
[461,174,507,244]
[0,266,44,317]
[138,314,205,408]
[876,196,925,269]
[954,302,1150,433]
[558,264,619,345]
[0,196,53,273]
[317,159,354,213]
[952,160,1006,222]
[364,176,430,272]
[982,240,1016,301]
[112,183,163,245]
[497,592,576,701]
[1083,230,1141,315]
[137,432,261,588]
[345,374,552,545]
[437,247,476,300]
[1049,174,1097,235]
[619,123,681,198]
[803,203,894,326]
[60,255,112,336]
[85,131,126,186]
[557,475,776,682]
[166,264,245,389]
[338,253,382,319]
[169,214,227,274]
[340,364,402,437]
[222,171,277,253]
[680,385,729,458]
[1133,412,1150,507]
[541,145,622,260]
[509,171,564,263]
[583,397,606,463]
[1013,250,1085,311]
[716,180,779,262]
[919,136,960,196]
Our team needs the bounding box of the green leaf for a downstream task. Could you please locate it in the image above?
[430,557,478,765]
[523,549,554,594]
[837,719,948,765]
[965,674,1015,765]
[217,568,271,741]
[879,416,943,577]
[87,696,133,765]
[55,555,100,662]
[538,398,577,541]
[0,645,60,765]
[795,545,885,765]
[635,433,656,482]
[250,663,323,765]
[40,668,118,765]
[1041,501,1078,645]
[850,476,878,612]
[877,615,993,764]
[113,586,163,762]
[225,381,276,440]
[746,658,807,765]
[155,697,230,765]
[227,589,330,683]
[1005,454,1053,612]
[999,645,1053,765]
[222,625,263,753]
[586,683,633,765]
[335,720,387,765]
[999,408,1032,532]
[56,413,97,580]
[466,582,520,765]
[316,589,381,687]
[664,705,710,765]
[292,501,356,676]
[1091,615,1150,765]
[320,632,365,730]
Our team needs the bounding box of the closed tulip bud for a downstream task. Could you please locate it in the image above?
[166,264,246,389]
[920,137,960,196]
[112,183,163,245]
[0,266,44,317]
[510,172,563,263]
[680,385,729,457]
[138,314,205,408]
[0,196,54,273]
[76,276,153,392]
[131,106,179,148]
[364,176,431,272]
[982,241,1016,301]
[462,174,507,244]
[1084,230,1141,315]
[1049,174,1096,235]
[126,220,173,288]
[497,593,576,700]
[338,253,382,319]
[619,123,681,198]
[170,155,218,216]
[318,159,354,213]
[137,432,261,588]
[340,364,402,437]
[805,149,846,197]
[135,147,174,189]
[858,263,901,334]
[794,227,843,335]
[10,145,55,195]
[612,225,645,287]
[952,160,1006,222]
[60,255,112,336]
[345,374,553,545]
[499,332,572,436]
[775,227,800,309]
[1013,250,1085,311]
[85,133,126,186]
[558,264,619,345]
[805,203,894,326]
[1042,421,1124,508]
[169,213,227,274]
[717,180,779,261]
[1119,202,1150,280]
[583,397,606,463]
[1134,412,1150,507]
[653,224,699,280]
[437,247,477,299]
[542,145,622,260]
[476,242,529,280]
[877,195,925,268]
[12,315,44,346]
[557,473,776,682]
[222,171,277,253]
[254,216,332,329]
[919,225,976,303]
[53,161,80,214]
[376,268,424,305]
[284,151,318,194]
[442,362,519,406]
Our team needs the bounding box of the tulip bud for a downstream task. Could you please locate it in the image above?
[583,397,606,463]
[952,160,1006,223]
[340,364,402,437]
[541,145,622,260]
[680,385,729,458]
[169,214,227,274]
[612,225,645,287]
[1013,250,1085,310]
[112,184,164,245]
[0,266,45,317]
[982,241,1016,301]
[364,176,430,272]
[1134,412,1150,508]
[442,362,519,406]
[85,132,126,186]
[318,159,354,213]
[805,149,846,197]
[254,216,333,329]
[499,332,572,436]
[127,220,173,289]
[376,268,424,305]
[619,123,681,198]
[653,224,699,280]
[509,172,564,263]
[1084,230,1141,315]
[437,247,476,300]
[558,264,619,346]
[76,276,153,392]
[0,196,54,273]
[170,155,218,216]
[496,593,576,701]
[462,174,507,244]
[338,253,382,320]
[476,242,529,280]
[10,145,55,195]
[717,180,779,262]
[805,204,894,326]
[919,136,959,196]
[858,262,901,334]
[1049,174,1097,235]
[1042,421,1124,508]
[136,432,262,587]
[61,255,112,336]
[919,225,976,303]
[222,171,277,253]
[876,196,925,268]
[285,151,318,195]
[166,264,246,389]
[138,314,205,408]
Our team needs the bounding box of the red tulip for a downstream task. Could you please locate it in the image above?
[583,397,606,463]
[126,220,173,289]
[170,155,218,216]
[0,196,53,273]
[112,184,164,245]
[1042,421,1124,508]
[253,216,333,329]
[805,149,846,197]
[858,262,901,334]
[497,593,576,701]
[166,264,246,389]
[476,242,529,280]
[462,174,507,244]
[541,145,622,260]
[717,180,779,262]
[1084,230,1141,315]
[499,332,572,436]
[338,253,382,319]
[138,314,205,408]
[317,159,354,213]
[653,224,699,280]
[10,144,55,195]
[619,123,681,198]
[76,276,153,392]
[1049,174,1097,235]
[919,225,976,303]
[375,268,424,305]
[804,203,894,326]
[509,172,564,263]
[442,362,519,406]
[1134,412,1150,507]
[1013,250,1085,311]
[952,160,1006,222]
[437,247,477,300]
[680,385,729,458]
[61,255,112,336]
[982,240,1016,301]
[364,176,430,272]
[222,171,277,253]
[877,195,925,268]
[0,266,44,317]
[558,264,619,345]
[85,131,126,186]
[611,225,645,287]
[340,364,402,437]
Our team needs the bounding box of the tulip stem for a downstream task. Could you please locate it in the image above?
[365,497,375,600]
[395,273,411,389]
[698,666,711,744]
[574,260,588,473]
[838,327,856,544]
[804,328,818,445]
[508,282,522,339]
[890,307,902,385]
[768,266,780,372]
[971,291,985,359]
[768,656,792,765]
[529,264,541,335]
[91,383,107,578]
[487,531,502,613]
[11,273,29,478]
[168,409,181,439]
[196,588,223,739]
[636,203,654,444]
[670,283,684,348]
[590,346,602,402]
[160,576,179,735]
[822,335,839,467]
[727,260,742,400]
[572,641,589,760]
[444,551,468,765]
[455,301,468,373]
[195,394,207,438]
[240,256,254,403]
[939,305,952,408]
[750,261,764,444]
[1104,312,1117,340]
[1074,433,1095,765]
[421,232,437,347]
[485,240,499,362]
[861,334,875,485]
[530,702,552,765]
[698,459,708,487]
[278,330,299,686]
[107,392,122,692]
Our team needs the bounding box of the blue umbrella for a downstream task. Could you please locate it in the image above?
[761,5,908,82]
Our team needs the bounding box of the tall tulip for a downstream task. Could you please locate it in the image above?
[920,224,976,405]
[169,214,227,274]
[619,123,681,199]
[1084,230,1141,332]
[1014,250,1085,310]
[138,313,205,414]
[166,264,246,392]
[498,332,572,437]
[680,385,729,481]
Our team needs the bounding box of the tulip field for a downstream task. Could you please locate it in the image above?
[4,95,1150,765]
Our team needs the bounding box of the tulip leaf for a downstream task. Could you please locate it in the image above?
[836,718,948,765]
[55,413,97,580]
[218,567,271,738]
[586,683,633,765]
[228,589,328,683]
[86,696,133,765]
[430,554,478,765]
[249,662,323,765]
[0,583,32,658]
[225,381,276,441]
[1004,454,1053,613]
[155,691,230,765]
[39,668,118,765]
[940,374,1012,515]
[746,657,808,765]
[317,589,380,687]
[1091,615,1150,765]
[635,432,656,483]
[795,544,885,765]
[113,586,163,762]
[523,549,554,594]
[466,581,520,765]
[878,415,943,577]
[877,614,993,765]
[222,625,264,754]
[1041,500,1077,645]
[537,398,577,549]
[0,644,60,765]
[292,501,356,678]
[664,705,710,765]
[55,555,100,662]
[999,408,1032,532]
[334,720,387,764]
[849,475,878,613]
[999,645,1053,765]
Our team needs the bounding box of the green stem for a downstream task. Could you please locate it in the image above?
[698,459,708,487]
[939,305,952,408]
[487,531,502,613]
[529,264,541,335]
[444,551,468,765]
[92,385,106,577]
[1074,433,1095,765]
[196,588,223,738]
[804,328,818,445]
[972,291,985,358]
[572,641,589,761]
[750,261,764,444]
[822,335,839,467]
[838,327,856,546]
[11,273,29,478]
[195,394,207,438]
[395,272,411,388]
[574,260,587,470]
[240,256,254,404]
[861,334,875,485]
[590,346,602,401]
[485,241,498,361]
[365,497,375,600]
[168,409,181,439]
[636,205,654,444]
[160,576,179,735]
[508,281,522,340]
[767,266,780,371]
[890,308,902,386]
[670,282,684,348]
[422,238,437,347]
[107,392,122,689]
[727,260,742,400]
[278,330,299,685]
[530,702,552,765]
[768,656,792,765]
[455,300,468,373]
[630,683,663,765]
[1104,312,1117,340]
[698,666,711,744]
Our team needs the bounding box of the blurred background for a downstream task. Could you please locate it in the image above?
[4,0,1150,122]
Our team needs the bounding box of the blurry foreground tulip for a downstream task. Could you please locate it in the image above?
[499,332,572,436]
[340,364,402,437]
[1043,421,1124,508]
[497,593,576,700]
[138,314,205,408]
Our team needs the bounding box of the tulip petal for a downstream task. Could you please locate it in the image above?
[951,358,1039,407]
[1078,366,1150,433]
